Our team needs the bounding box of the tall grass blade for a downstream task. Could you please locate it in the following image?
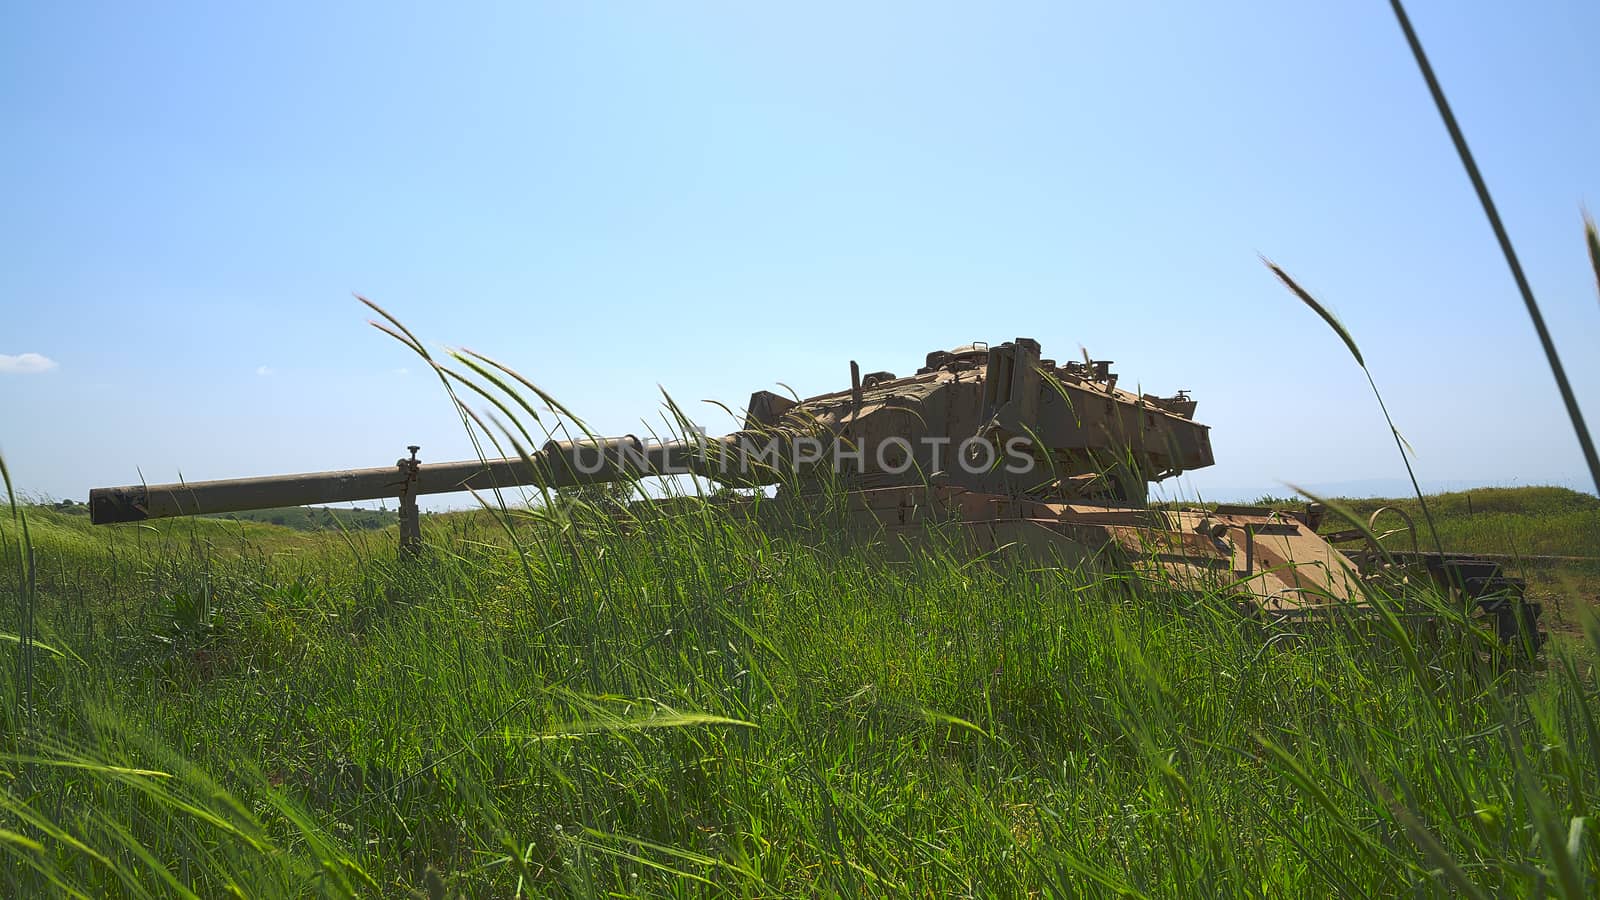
[1265,258,1363,366]
[1266,263,1445,556]
[1585,210,1600,308]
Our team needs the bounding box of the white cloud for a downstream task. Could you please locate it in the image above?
[256,365,275,377]
[0,352,58,375]
[393,367,410,376]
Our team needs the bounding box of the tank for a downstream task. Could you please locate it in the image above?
[87,337,1542,653]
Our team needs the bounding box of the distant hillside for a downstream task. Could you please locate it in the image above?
[39,499,398,532]
[1321,486,1599,561]
[202,506,398,531]
[27,500,396,533]
[41,486,1599,553]
[1170,486,1599,561]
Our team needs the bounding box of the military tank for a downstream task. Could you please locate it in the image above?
[88,337,1542,652]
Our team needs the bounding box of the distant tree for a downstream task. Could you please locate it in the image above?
[559,480,635,513]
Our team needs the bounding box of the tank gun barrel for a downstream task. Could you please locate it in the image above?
[88,436,738,525]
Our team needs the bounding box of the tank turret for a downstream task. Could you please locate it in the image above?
[731,337,1213,504]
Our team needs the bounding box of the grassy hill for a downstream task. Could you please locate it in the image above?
[1319,485,1600,559]
[202,505,399,532]
[2,485,1597,896]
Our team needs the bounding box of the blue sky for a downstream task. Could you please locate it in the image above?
[2,1,1596,507]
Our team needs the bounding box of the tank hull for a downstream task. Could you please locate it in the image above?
[810,485,1543,653]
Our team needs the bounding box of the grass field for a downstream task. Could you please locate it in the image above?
[3,480,1598,897]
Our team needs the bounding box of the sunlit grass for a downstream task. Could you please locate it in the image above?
[2,300,1597,896]
[3,468,1598,896]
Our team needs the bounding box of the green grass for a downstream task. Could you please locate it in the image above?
[3,483,1599,897]
[1324,486,1600,558]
